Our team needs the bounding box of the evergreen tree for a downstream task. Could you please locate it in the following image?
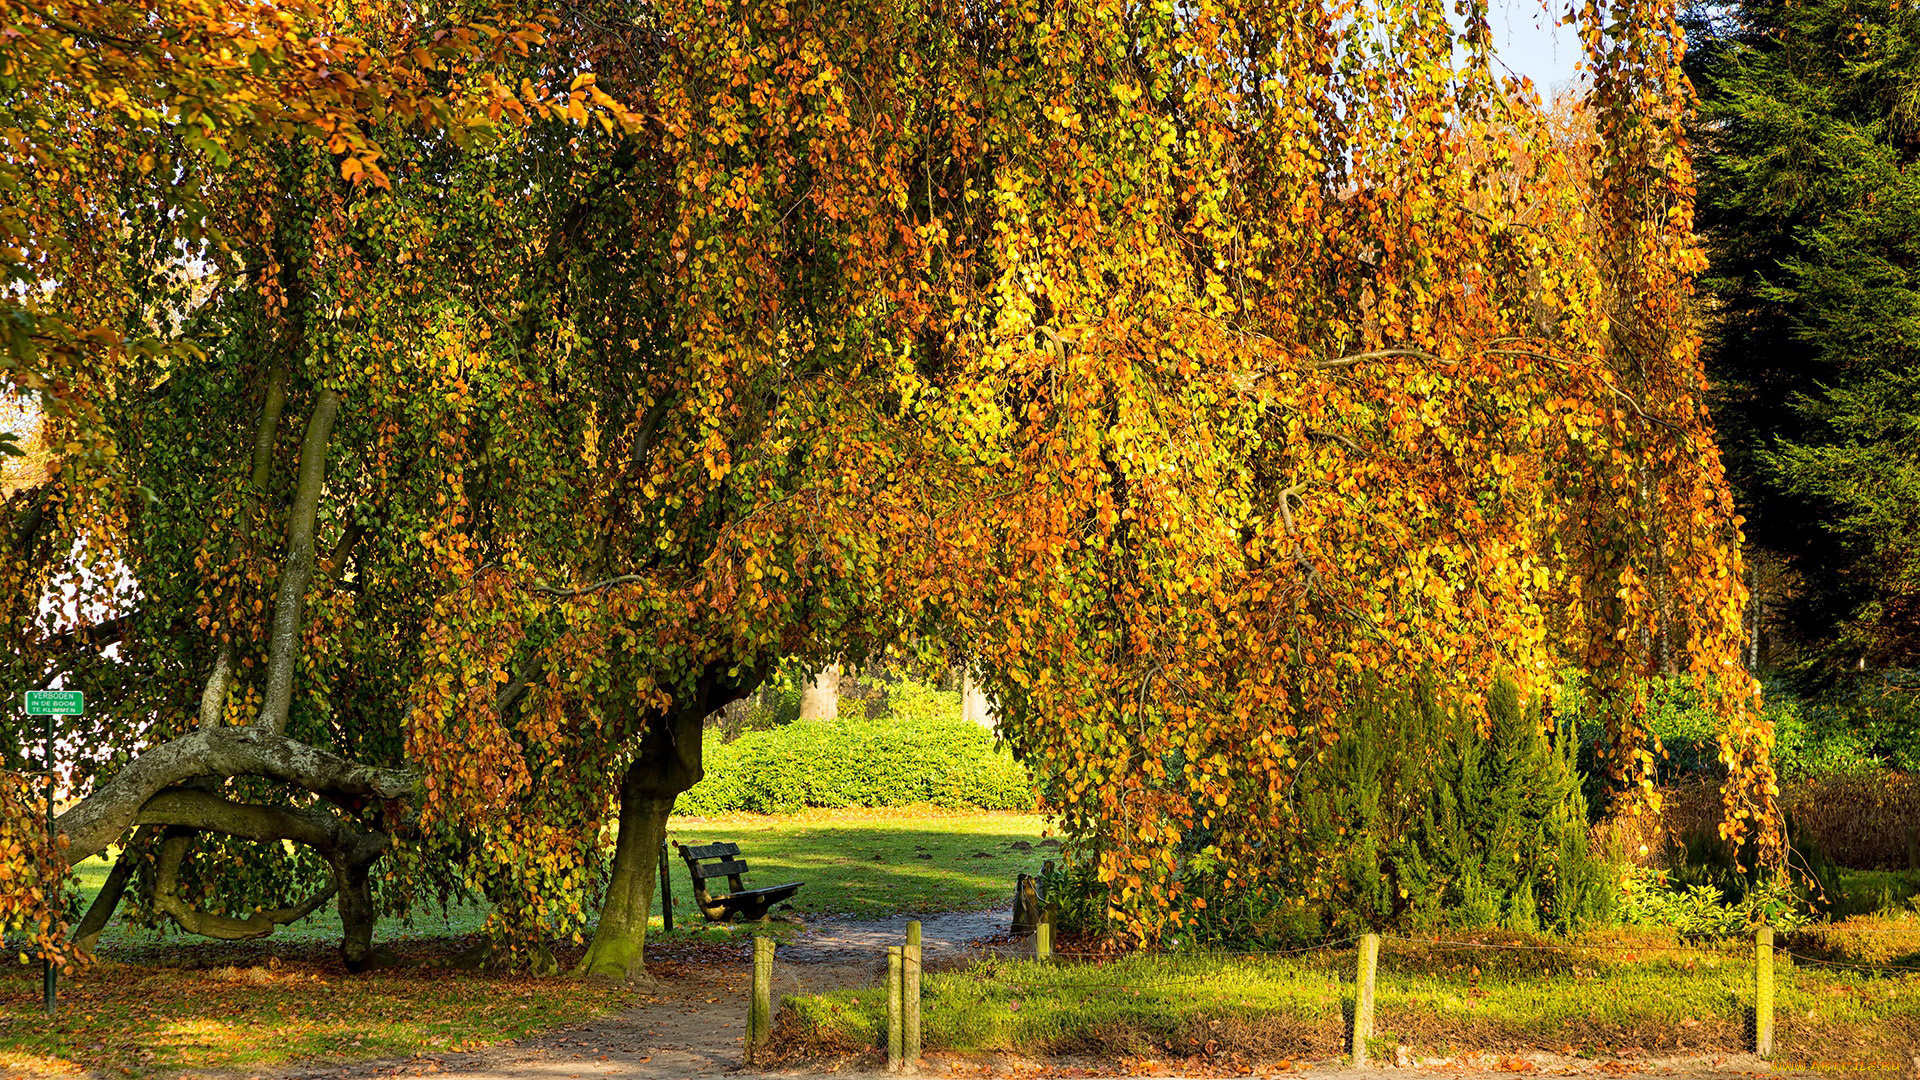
[1295,681,1612,935]
[1690,0,1920,668]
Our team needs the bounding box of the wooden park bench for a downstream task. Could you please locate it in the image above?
[674,841,803,922]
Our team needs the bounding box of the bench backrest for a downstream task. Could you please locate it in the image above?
[678,841,748,892]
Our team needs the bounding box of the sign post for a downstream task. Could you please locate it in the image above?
[23,690,83,1016]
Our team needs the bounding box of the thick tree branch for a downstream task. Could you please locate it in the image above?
[250,363,291,491]
[150,828,337,940]
[197,641,234,730]
[136,788,386,862]
[53,725,412,865]
[259,388,341,734]
[71,830,149,952]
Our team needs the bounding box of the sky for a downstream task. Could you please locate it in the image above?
[1486,0,1586,101]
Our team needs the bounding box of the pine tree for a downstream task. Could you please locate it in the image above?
[1690,0,1920,667]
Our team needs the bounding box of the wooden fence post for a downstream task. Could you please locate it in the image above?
[1036,919,1052,961]
[658,842,674,934]
[887,945,904,1072]
[1352,933,1379,1066]
[904,941,923,1070]
[1755,926,1774,1056]
[748,936,773,1062]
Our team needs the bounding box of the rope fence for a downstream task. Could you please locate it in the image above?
[741,915,1920,1073]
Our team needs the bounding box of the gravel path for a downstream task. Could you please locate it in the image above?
[777,905,1017,964]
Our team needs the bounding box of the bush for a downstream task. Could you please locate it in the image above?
[676,713,1032,815]
[1168,679,1616,947]
[1773,677,1920,780]
[1314,679,1617,935]
[1619,866,1810,937]
[1787,914,1920,967]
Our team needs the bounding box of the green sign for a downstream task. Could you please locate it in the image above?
[23,690,83,716]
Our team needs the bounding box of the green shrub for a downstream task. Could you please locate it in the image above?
[1165,679,1615,947]
[1772,677,1920,780]
[1555,670,1920,783]
[676,713,1032,815]
[1314,679,1617,936]
[1619,867,1810,937]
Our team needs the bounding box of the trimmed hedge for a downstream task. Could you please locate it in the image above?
[675,714,1033,816]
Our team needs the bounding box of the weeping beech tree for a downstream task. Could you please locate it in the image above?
[4,0,1774,975]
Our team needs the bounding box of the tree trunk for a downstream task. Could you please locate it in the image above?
[962,669,995,731]
[577,772,677,981]
[334,856,378,972]
[797,663,841,721]
[576,705,706,981]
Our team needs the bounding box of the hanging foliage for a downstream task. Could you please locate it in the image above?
[0,0,1770,970]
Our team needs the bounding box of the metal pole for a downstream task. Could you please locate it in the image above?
[658,841,674,934]
[43,707,56,1015]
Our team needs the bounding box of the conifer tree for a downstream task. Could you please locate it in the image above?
[1691,0,1920,667]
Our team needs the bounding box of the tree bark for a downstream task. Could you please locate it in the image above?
[259,387,340,734]
[53,724,411,865]
[71,832,147,952]
[332,854,379,972]
[576,705,706,981]
[250,363,290,491]
[197,641,234,730]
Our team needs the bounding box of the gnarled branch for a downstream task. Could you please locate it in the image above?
[54,725,412,865]
[149,828,337,941]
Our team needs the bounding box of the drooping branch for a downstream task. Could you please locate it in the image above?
[1313,347,1443,370]
[137,788,387,862]
[530,573,646,598]
[149,828,338,941]
[259,387,341,734]
[53,724,412,865]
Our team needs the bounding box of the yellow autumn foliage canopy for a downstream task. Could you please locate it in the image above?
[0,0,1771,957]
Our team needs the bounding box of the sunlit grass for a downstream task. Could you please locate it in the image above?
[667,809,1049,917]
[781,937,1920,1061]
[2,809,1049,1076]
[0,961,647,1076]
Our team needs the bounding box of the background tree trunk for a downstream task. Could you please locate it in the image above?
[797,663,841,721]
[962,669,995,731]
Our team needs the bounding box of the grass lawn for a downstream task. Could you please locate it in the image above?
[778,931,1920,1065]
[666,809,1049,917]
[1,808,1046,1077]
[0,960,647,1078]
